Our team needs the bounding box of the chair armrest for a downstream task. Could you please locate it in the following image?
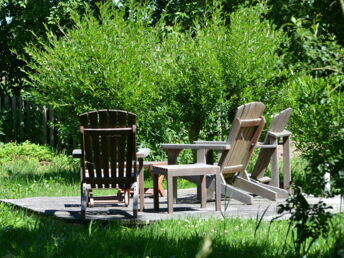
[268,130,291,138]
[193,141,226,145]
[137,148,150,159]
[72,149,82,158]
[256,143,277,149]
[161,143,230,150]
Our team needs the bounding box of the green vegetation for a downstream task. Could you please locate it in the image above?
[0,202,342,257]
[0,1,343,255]
[0,0,339,194]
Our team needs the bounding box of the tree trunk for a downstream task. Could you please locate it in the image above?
[188,120,203,162]
[340,0,344,17]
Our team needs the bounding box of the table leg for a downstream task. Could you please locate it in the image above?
[139,158,144,211]
[153,174,159,211]
[215,171,221,211]
[173,177,177,204]
[168,173,173,214]
[200,175,206,208]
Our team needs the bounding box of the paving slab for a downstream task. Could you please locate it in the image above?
[1,188,342,224]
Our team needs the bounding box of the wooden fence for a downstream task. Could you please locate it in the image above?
[0,95,74,150]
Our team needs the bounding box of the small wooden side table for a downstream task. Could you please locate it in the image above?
[153,164,221,214]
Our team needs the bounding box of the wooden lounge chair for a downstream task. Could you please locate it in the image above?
[154,102,274,207]
[202,108,292,200]
[250,108,292,192]
[73,110,147,219]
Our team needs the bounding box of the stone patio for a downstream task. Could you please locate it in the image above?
[1,188,342,224]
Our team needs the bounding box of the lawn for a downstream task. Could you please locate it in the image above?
[0,142,343,257]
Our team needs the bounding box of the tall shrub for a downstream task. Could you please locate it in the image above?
[23,2,287,159]
[217,5,287,119]
[284,74,344,195]
[24,3,160,145]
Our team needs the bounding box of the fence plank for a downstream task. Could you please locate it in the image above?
[1,96,74,151]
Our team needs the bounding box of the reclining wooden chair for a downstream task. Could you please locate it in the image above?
[250,108,292,194]
[154,102,276,206]
[73,110,146,219]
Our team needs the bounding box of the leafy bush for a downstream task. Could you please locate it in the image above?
[0,141,77,172]
[277,186,333,257]
[23,3,287,162]
[283,74,344,195]
[0,141,55,164]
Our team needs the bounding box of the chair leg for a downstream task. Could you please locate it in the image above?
[167,173,173,214]
[153,173,159,211]
[81,183,89,219]
[200,175,206,208]
[215,172,221,211]
[124,190,130,206]
[139,159,144,211]
[132,182,138,218]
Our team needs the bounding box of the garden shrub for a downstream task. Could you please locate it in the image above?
[23,2,287,161]
[283,74,344,195]
[0,141,55,164]
[0,141,77,172]
[218,4,287,117]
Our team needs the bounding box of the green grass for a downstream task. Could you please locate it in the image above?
[0,142,343,257]
[0,203,343,258]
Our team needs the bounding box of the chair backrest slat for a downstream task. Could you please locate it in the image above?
[79,110,137,189]
[99,111,110,187]
[219,102,265,180]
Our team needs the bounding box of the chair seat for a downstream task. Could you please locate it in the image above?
[153,164,220,176]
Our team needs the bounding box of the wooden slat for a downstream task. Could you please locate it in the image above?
[90,112,101,185]
[82,128,132,134]
[83,176,136,185]
[108,111,117,187]
[240,118,264,127]
[118,135,125,187]
[82,113,95,183]
[99,111,110,188]
[222,165,244,174]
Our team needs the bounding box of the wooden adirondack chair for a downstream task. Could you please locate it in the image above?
[154,102,275,207]
[200,108,292,201]
[250,108,292,193]
[73,110,145,219]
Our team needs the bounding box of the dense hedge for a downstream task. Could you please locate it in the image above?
[21,2,344,195]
